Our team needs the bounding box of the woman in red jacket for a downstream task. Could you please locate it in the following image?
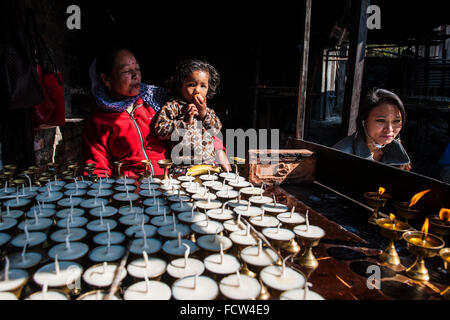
[82,47,226,178]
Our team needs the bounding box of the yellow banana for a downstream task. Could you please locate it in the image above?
[187,164,221,176]
[229,157,246,164]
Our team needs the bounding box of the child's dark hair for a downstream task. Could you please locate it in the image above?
[165,59,220,99]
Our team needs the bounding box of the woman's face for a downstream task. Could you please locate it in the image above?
[180,70,209,103]
[364,102,403,146]
[101,50,141,99]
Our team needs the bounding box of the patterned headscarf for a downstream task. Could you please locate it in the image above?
[89,59,169,113]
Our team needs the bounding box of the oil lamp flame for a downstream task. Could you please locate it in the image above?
[439,208,450,222]
[389,213,396,222]
[421,218,429,238]
[378,187,385,196]
[408,189,430,208]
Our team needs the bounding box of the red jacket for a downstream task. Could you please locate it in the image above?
[82,98,168,178]
[82,98,226,178]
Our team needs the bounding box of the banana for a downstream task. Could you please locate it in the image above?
[229,157,246,164]
[187,164,221,176]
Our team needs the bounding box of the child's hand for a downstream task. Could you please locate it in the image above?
[184,104,199,125]
[193,94,207,119]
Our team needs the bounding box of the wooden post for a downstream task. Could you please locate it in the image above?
[295,0,312,139]
[340,0,370,137]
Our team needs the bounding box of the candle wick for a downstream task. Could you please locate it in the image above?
[4,257,9,281]
[143,251,149,270]
[183,243,190,269]
[145,275,150,294]
[55,255,60,275]
[21,243,27,260]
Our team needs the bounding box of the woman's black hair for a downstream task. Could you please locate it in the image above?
[95,45,134,76]
[165,59,220,100]
[356,88,407,135]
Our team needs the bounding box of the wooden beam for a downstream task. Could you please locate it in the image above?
[295,0,312,139]
[341,0,370,137]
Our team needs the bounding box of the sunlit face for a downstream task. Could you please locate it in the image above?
[101,50,141,99]
[364,102,403,146]
[180,70,209,103]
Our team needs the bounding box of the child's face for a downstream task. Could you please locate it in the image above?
[180,70,209,103]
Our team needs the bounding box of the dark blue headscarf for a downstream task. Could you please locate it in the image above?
[89,59,169,113]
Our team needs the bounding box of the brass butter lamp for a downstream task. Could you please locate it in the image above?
[402,218,445,281]
[157,159,173,180]
[376,214,411,266]
[363,187,391,225]
[439,248,450,300]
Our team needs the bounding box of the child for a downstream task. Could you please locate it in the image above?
[154,59,231,171]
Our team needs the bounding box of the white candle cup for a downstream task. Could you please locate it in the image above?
[0,232,11,248]
[229,228,257,247]
[139,188,164,198]
[33,261,83,288]
[7,251,42,269]
[151,213,175,227]
[204,252,240,277]
[249,195,273,206]
[50,228,87,243]
[127,255,167,280]
[262,226,295,242]
[277,211,306,226]
[293,224,325,240]
[129,238,162,256]
[260,265,306,296]
[93,231,126,246]
[125,224,157,238]
[233,204,263,218]
[18,218,52,232]
[48,242,89,261]
[170,201,194,213]
[124,279,172,300]
[89,245,126,262]
[0,217,18,232]
[56,207,85,219]
[249,215,279,230]
[196,234,233,253]
[112,192,140,202]
[82,262,127,288]
[219,273,262,300]
[166,257,205,280]
[157,223,191,239]
[162,239,198,257]
[80,197,108,209]
[119,213,149,226]
[191,220,224,235]
[142,197,168,207]
[172,274,218,300]
[177,211,207,224]
[206,207,234,221]
[11,231,47,248]
[26,207,56,219]
[262,202,290,214]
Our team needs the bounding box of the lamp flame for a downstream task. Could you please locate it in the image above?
[378,187,385,196]
[408,189,430,208]
[389,213,396,222]
[421,218,429,238]
[439,208,450,222]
